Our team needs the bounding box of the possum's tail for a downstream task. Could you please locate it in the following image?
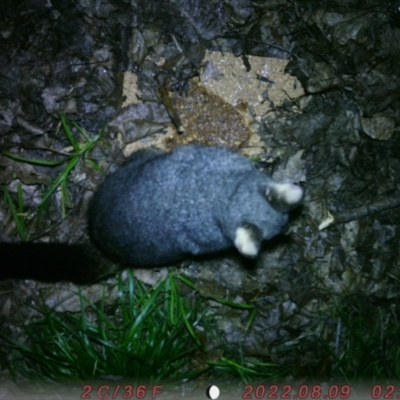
[0,242,118,284]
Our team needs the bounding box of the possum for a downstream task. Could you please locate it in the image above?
[88,145,303,265]
[0,145,303,283]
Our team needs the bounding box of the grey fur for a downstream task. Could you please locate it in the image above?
[88,145,302,266]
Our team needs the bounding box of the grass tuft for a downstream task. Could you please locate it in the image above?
[2,115,103,222]
[1,271,208,385]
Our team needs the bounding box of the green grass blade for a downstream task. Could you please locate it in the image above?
[3,187,27,241]
[2,151,66,166]
[60,114,79,152]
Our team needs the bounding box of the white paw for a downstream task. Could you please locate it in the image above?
[234,227,259,257]
[266,182,304,212]
[285,183,303,205]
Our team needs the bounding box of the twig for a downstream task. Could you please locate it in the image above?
[319,194,400,230]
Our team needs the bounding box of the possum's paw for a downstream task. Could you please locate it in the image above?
[266,182,303,212]
[234,224,262,257]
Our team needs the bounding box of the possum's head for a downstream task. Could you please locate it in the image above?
[266,182,304,213]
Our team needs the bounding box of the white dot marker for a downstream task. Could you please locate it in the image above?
[206,385,220,399]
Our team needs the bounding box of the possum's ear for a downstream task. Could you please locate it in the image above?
[266,182,304,212]
[234,223,263,258]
